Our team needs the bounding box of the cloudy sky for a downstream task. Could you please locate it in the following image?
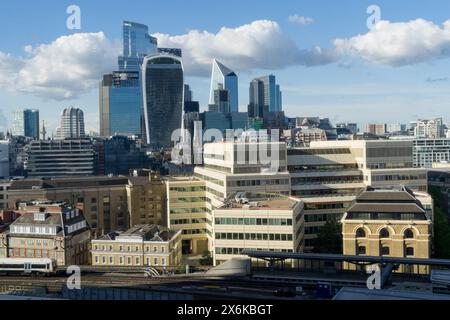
[1,0,450,134]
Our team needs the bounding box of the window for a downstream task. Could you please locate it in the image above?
[404,229,414,239]
[357,246,366,255]
[381,246,390,256]
[379,228,390,239]
[356,228,366,238]
[406,247,415,257]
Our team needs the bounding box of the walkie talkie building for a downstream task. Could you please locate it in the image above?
[142,54,184,149]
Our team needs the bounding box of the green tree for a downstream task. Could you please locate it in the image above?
[429,186,450,258]
[313,220,343,254]
[199,250,213,266]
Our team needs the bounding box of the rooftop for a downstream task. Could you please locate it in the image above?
[218,193,299,211]
[96,224,179,242]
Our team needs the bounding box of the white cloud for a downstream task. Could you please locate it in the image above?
[0,32,119,100]
[289,15,314,25]
[334,19,450,66]
[154,20,336,77]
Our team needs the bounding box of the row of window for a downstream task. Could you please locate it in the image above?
[215,247,293,255]
[357,245,415,257]
[215,218,293,226]
[94,255,167,266]
[228,179,290,187]
[215,233,293,242]
[356,228,415,239]
[93,244,167,253]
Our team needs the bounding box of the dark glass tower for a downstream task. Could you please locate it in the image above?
[142,54,184,149]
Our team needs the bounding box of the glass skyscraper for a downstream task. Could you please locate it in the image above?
[100,71,142,137]
[248,75,283,118]
[209,59,239,113]
[142,54,184,149]
[118,21,158,72]
[11,109,39,139]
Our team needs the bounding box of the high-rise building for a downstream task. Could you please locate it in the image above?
[118,21,158,72]
[99,71,142,137]
[11,109,39,139]
[209,60,239,113]
[56,107,85,139]
[0,140,8,179]
[248,75,282,118]
[25,140,95,178]
[415,118,445,139]
[142,54,184,149]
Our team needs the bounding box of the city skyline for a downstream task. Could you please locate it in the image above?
[1,0,450,134]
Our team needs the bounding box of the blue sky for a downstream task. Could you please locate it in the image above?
[1,0,450,134]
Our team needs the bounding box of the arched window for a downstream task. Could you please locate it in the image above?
[406,247,415,257]
[379,228,390,239]
[357,246,366,255]
[356,228,366,238]
[404,229,414,239]
[381,246,390,256]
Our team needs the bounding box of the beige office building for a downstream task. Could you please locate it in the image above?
[213,193,304,265]
[91,224,182,268]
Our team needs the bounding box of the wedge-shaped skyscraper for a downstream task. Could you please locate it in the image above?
[142,54,184,149]
[209,59,239,113]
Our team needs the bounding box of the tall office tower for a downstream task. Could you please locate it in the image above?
[99,71,142,137]
[415,118,445,139]
[367,123,387,135]
[248,75,282,118]
[142,54,184,149]
[56,107,86,139]
[413,138,450,168]
[118,21,158,72]
[158,48,182,58]
[209,59,239,113]
[184,84,193,102]
[11,109,39,139]
[0,140,9,179]
[25,140,95,178]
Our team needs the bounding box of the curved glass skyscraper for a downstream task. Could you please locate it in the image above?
[142,54,184,149]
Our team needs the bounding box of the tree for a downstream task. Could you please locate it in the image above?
[429,186,450,258]
[199,250,213,266]
[312,220,343,254]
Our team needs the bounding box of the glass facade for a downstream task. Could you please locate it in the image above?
[118,21,158,72]
[100,72,142,137]
[11,109,39,139]
[143,55,184,149]
[248,75,282,116]
[209,60,239,113]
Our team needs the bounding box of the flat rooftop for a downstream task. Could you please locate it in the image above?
[219,196,299,211]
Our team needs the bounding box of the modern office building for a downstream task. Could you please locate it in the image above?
[415,118,445,139]
[55,107,85,139]
[91,224,182,267]
[288,139,428,251]
[386,123,407,134]
[118,21,158,72]
[25,140,95,178]
[142,54,184,149]
[248,75,282,118]
[11,109,39,139]
[428,168,450,219]
[200,112,249,136]
[413,138,450,168]
[0,201,91,266]
[99,136,149,175]
[0,140,9,179]
[99,71,142,137]
[342,186,432,274]
[213,193,304,265]
[209,60,239,113]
